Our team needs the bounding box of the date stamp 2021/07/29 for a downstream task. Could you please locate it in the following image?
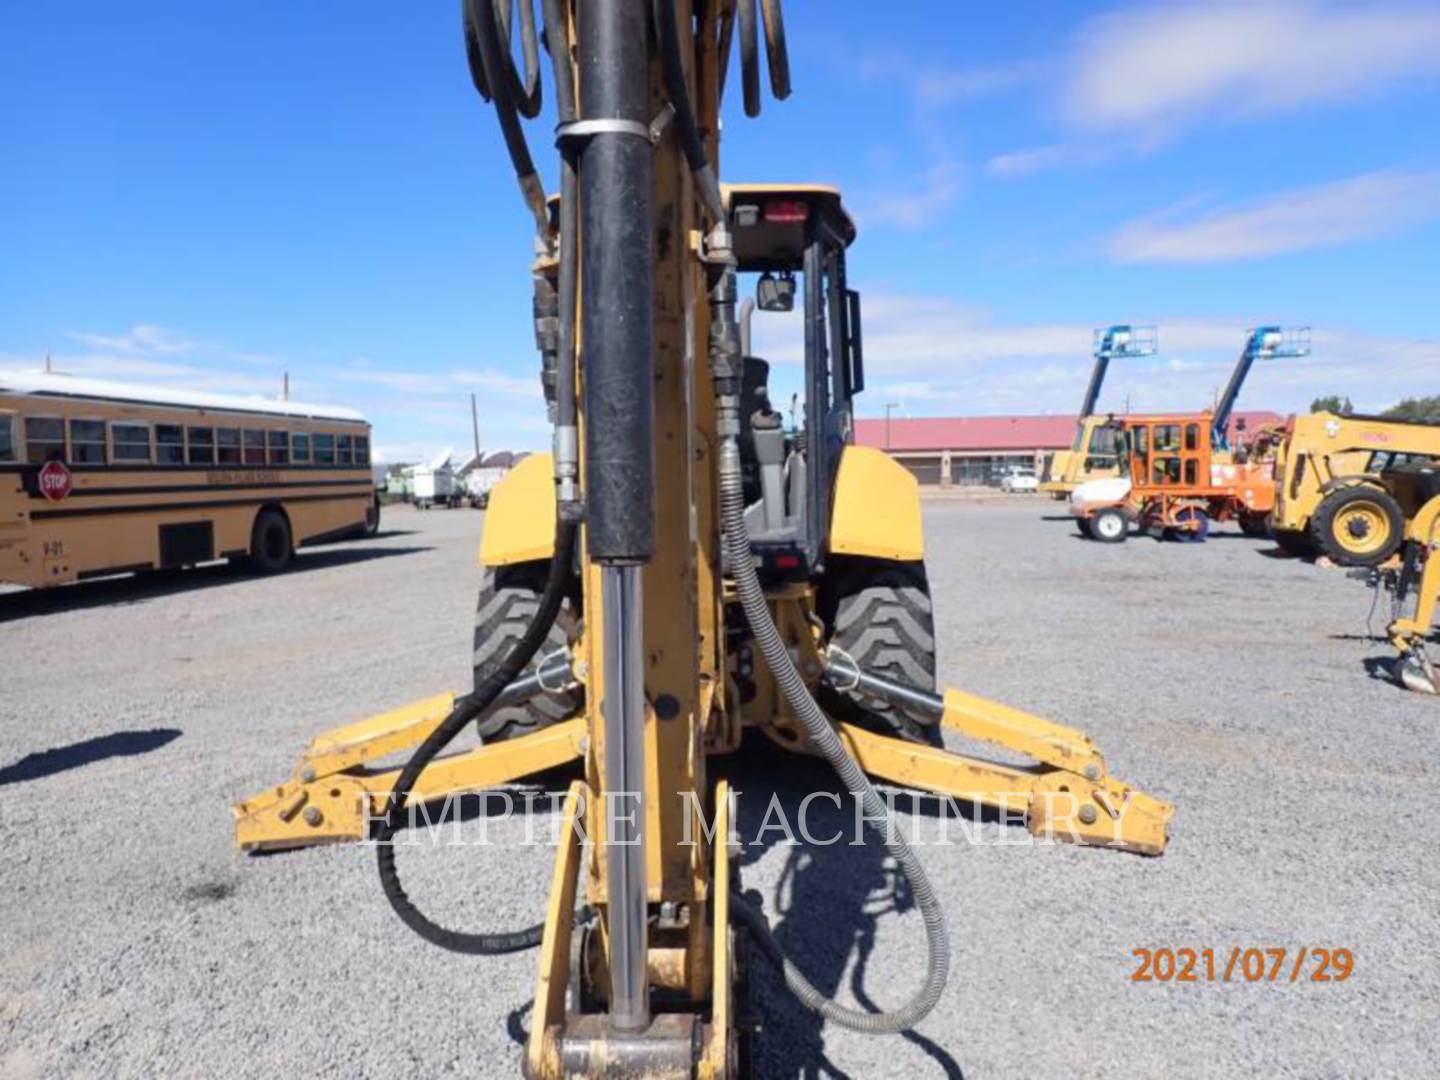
[1131,946,1354,984]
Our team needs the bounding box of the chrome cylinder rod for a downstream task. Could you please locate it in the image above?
[601,564,649,1032]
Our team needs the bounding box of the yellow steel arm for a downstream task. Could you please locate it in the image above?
[1390,495,1440,655]
[837,681,1172,856]
[232,694,586,851]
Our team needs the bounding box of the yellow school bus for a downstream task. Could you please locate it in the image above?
[0,370,379,589]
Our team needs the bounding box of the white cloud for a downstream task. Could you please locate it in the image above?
[1064,1,1440,136]
[1109,169,1440,263]
[859,159,966,230]
[860,54,1039,110]
[753,293,1437,418]
[66,323,278,366]
[986,141,1118,178]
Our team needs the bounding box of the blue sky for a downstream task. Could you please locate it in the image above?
[2,1,1437,462]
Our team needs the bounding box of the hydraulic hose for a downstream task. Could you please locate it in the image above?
[652,0,724,224]
[543,0,580,503]
[463,0,548,238]
[717,436,950,1032]
[375,518,578,955]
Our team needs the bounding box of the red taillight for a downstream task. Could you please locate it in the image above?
[764,200,809,224]
[774,553,801,568]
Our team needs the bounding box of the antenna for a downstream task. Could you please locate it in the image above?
[471,393,481,458]
[282,372,290,401]
[45,351,53,374]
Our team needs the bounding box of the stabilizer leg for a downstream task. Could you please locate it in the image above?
[232,701,586,851]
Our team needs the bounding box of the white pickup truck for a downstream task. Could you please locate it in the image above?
[999,467,1038,493]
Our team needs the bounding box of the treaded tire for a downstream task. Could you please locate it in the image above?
[472,561,582,742]
[247,509,292,573]
[817,556,941,747]
[1309,486,1404,567]
[1239,513,1271,539]
[1090,507,1128,543]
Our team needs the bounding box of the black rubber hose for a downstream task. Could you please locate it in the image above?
[375,519,578,954]
[737,0,761,118]
[463,0,548,237]
[758,0,791,100]
[543,0,578,437]
[652,0,724,223]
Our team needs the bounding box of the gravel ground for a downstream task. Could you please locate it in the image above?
[1,500,1436,1079]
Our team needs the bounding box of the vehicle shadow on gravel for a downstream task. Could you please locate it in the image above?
[0,545,431,623]
[0,727,182,786]
[721,740,968,1079]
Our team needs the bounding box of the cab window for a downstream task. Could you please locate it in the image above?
[0,413,15,462]
[69,419,107,464]
[112,423,152,463]
[156,424,185,465]
[1184,424,1199,451]
[187,426,216,464]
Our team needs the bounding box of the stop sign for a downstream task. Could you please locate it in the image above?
[38,460,73,502]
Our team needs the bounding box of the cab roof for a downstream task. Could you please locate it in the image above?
[723,183,856,273]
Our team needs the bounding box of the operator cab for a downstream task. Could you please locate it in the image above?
[725,183,861,578]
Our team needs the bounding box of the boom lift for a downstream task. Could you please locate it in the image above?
[1270,411,1440,566]
[233,4,1172,1075]
[1038,325,1155,499]
[1070,327,1307,543]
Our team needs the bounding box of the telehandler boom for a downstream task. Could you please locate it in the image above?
[234,4,1172,1075]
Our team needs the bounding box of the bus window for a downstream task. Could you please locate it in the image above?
[337,434,353,465]
[0,413,14,462]
[1185,424,1198,451]
[156,424,185,465]
[292,432,311,463]
[188,426,215,464]
[112,423,152,463]
[70,419,107,464]
[314,433,335,465]
[242,429,265,465]
[355,435,370,465]
[268,430,290,465]
[217,428,241,465]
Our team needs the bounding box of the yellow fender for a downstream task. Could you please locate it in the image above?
[479,452,556,567]
[828,444,924,562]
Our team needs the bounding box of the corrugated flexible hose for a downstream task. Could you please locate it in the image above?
[718,436,951,1033]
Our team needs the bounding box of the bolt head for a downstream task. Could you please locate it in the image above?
[303,806,323,827]
[1078,804,1098,826]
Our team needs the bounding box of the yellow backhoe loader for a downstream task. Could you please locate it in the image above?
[1270,411,1440,565]
[233,4,1171,1075]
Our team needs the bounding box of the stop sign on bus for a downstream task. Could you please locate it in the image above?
[38,460,73,502]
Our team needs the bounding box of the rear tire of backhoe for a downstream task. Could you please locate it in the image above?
[472,561,582,742]
[1272,528,1317,558]
[1309,486,1404,567]
[818,556,941,747]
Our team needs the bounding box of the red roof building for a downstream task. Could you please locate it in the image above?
[854,411,1284,486]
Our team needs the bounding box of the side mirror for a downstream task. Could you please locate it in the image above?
[757,272,796,312]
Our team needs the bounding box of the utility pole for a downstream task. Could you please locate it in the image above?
[471,393,481,458]
[282,372,289,401]
[885,402,900,450]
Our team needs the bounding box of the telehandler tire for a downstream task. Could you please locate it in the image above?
[1271,528,1317,558]
[1308,486,1404,567]
[818,556,941,747]
[472,561,582,742]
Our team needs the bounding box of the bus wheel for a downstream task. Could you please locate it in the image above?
[363,496,381,537]
[248,510,293,573]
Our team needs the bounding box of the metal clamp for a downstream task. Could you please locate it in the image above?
[556,105,676,148]
[555,118,652,146]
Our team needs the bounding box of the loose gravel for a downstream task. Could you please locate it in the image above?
[1,501,1435,1079]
